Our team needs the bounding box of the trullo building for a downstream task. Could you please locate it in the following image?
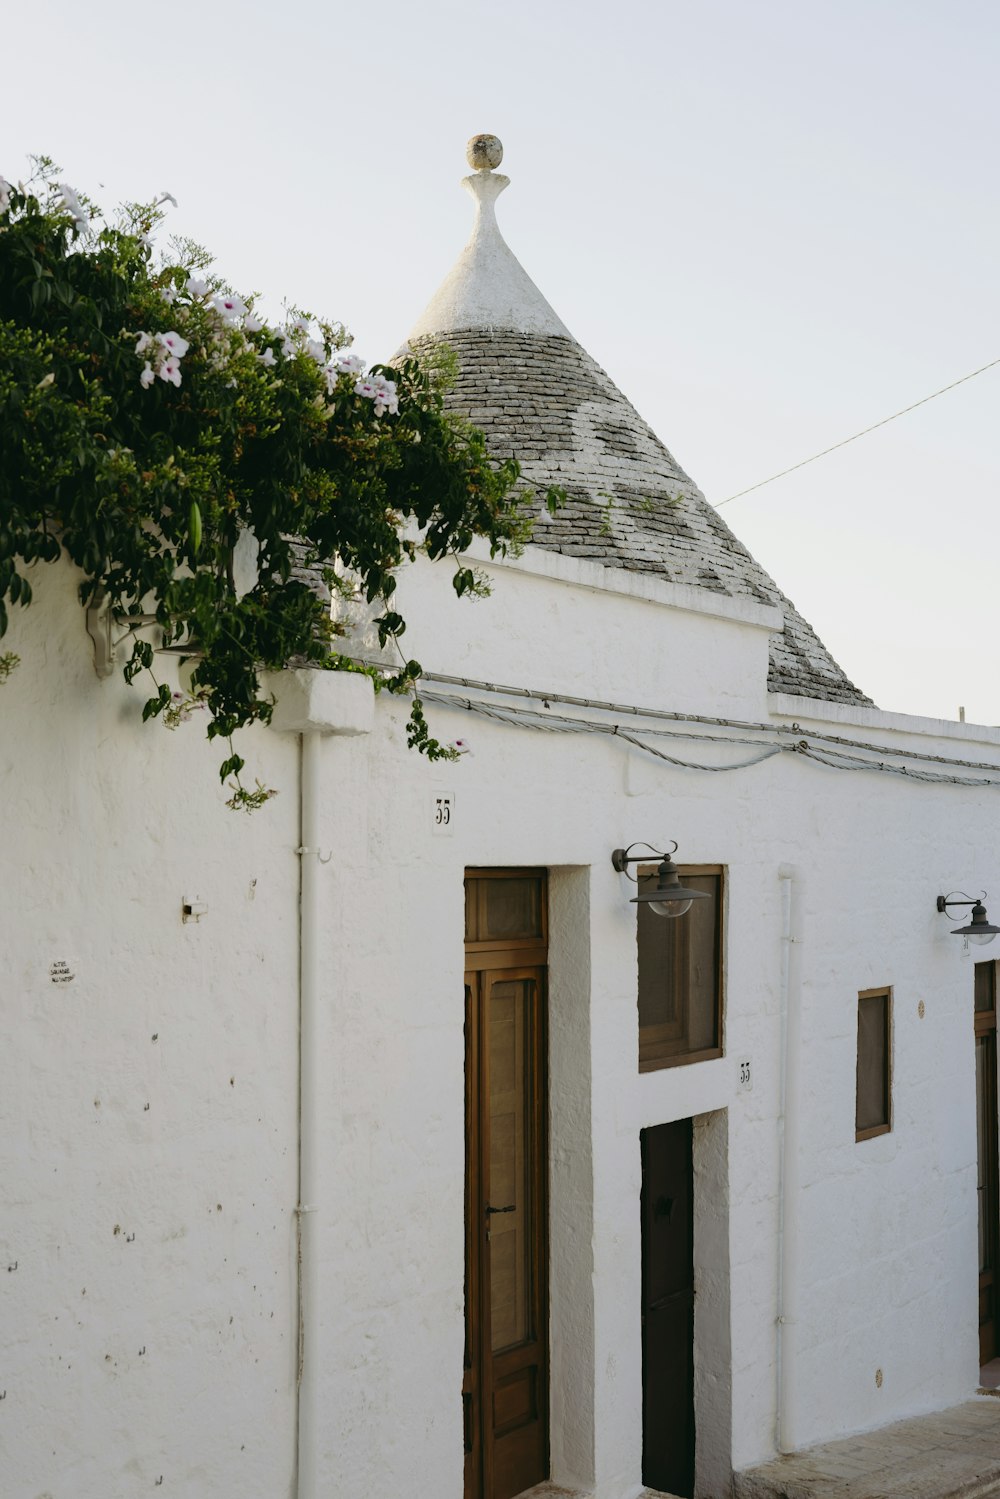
[3,135,1000,1499]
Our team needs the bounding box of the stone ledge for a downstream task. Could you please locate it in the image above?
[264,667,374,736]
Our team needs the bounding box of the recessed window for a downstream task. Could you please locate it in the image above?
[637,865,723,1072]
[856,988,892,1140]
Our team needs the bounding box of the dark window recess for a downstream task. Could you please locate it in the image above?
[637,868,723,1071]
[856,988,892,1139]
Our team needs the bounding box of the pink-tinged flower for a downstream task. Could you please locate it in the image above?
[157,330,190,360]
[244,312,265,333]
[354,371,399,416]
[213,293,248,324]
[186,276,210,299]
[135,332,153,356]
[334,352,365,376]
[158,357,182,388]
[290,318,310,338]
[139,363,155,389]
[257,347,276,367]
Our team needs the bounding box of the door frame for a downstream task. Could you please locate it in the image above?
[464,870,549,1499]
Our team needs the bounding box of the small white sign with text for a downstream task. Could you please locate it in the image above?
[737,1056,753,1092]
[431,792,455,836]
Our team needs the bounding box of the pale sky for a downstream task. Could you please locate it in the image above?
[4,0,997,724]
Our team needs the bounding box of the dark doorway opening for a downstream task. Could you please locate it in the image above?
[975,961,1000,1371]
[641,1118,695,1498]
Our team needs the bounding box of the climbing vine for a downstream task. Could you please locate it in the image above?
[0,160,556,804]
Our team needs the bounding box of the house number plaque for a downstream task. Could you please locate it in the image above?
[431,792,455,836]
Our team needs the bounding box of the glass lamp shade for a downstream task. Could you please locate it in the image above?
[649,896,693,918]
[952,901,1000,945]
[631,858,711,920]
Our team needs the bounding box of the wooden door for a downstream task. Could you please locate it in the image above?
[641,1118,695,1499]
[975,962,1000,1366]
[465,872,548,1499]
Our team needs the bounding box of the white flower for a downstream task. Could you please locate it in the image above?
[158,357,182,388]
[354,371,399,416]
[213,293,248,324]
[257,347,276,367]
[157,330,190,360]
[306,338,327,365]
[0,176,11,213]
[280,333,297,359]
[160,284,178,304]
[334,352,365,376]
[135,332,154,356]
[35,372,55,390]
[186,276,210,299]
[57,183,88,228]
[139,362,155,389]
[290,317,310,338]
[244,312,265,333]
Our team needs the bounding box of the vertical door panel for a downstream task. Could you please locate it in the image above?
[975,962,1000,1369]
[465,871,548,1499]
[641,1118,695,1499]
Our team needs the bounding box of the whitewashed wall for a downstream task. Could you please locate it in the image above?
[1,559,301,1497]
[310,548,998,1498]
[4,546,999,1499]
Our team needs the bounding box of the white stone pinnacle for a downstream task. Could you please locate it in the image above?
[405,139,574,342]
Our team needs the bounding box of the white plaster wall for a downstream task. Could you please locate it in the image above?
[8,546,1000,1499]
[311,548,1000,1499]
[1,559,301,1497]
[391,546,778,723]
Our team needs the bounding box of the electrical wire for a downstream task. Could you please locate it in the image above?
[420,690,786,774]
[419,670,1000,775]
[418,678,1000,789]
[715,356,1000,509]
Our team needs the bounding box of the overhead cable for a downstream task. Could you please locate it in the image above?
[420,686,1000,790]
[419,670,1000,775]
[716,355,1000,508]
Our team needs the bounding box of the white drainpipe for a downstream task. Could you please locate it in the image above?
[296,729,325,1499]
[265,668,375,1499]
[776,864,803,1455]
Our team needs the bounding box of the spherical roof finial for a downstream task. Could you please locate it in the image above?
[466,133,503,171]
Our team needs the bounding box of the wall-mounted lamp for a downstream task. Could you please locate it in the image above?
[612,842,711,919]
[936,892,1000,945]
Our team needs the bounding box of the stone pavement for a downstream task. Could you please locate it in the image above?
[733,1398,1000,1499]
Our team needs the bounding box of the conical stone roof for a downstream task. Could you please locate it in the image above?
[402,138,872,707]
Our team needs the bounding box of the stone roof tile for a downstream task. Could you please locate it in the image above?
[408,326,872,707]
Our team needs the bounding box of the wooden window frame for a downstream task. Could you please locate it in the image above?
[856,986,893,1142]
[638,863,725,1074]
[465,867,548,968]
